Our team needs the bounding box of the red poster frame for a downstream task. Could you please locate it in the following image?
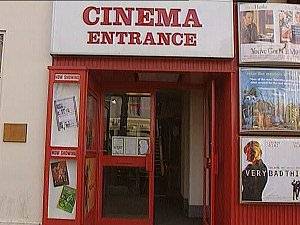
[42,67,88,225]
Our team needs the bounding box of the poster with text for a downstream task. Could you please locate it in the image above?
[112,136,124,155]
[239,3,300,64]
[240,137,300,203]
[51,83,80,147]
[240,68,300,132]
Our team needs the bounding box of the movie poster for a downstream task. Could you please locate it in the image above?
[240,137,300,203]
[51,161,69,187]
[57,186,76,213]
[240,68,300,132]
[239,3,300,63]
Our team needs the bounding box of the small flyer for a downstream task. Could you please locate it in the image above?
[50,161,69,187]
[54,96,78,131]
[124,137,138,156]
[57,186,76,213]
[137,138,149,155]
[112,136,124,155]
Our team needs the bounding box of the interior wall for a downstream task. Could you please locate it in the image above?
[189,90,204,206]
[180,89,205,217]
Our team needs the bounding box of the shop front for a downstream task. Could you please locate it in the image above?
[43,1,234,225]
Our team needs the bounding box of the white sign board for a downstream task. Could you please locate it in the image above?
[239,3,300,64]
[51,1,233,58]
[240,137,300,203]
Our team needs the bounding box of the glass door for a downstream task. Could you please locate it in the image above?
[99,92,155,225]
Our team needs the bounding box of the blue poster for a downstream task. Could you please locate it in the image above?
[240,68,300,132]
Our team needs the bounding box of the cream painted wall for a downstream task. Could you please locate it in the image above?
[189,90,204,206]
[181,90,205,207]
[0,2,52,225]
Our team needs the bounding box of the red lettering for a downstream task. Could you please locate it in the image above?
[172,33,183,46]
[100,32,114,44]
[100,7,113,25]
[113,7,134,25]
[87,31,100,44]
[157,32,171,45]
[155,8,181,27]
[143,32,156,45]
[184,33,197,46]
[116,32,128,44]
[183,9,202,27]
[83,6,100,25]
[129,32,142,45]
[135,8,154,26]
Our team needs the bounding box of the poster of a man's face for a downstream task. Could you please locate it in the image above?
[240,9,274,44]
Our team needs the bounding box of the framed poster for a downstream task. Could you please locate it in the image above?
[239,3,300,64]
[240,137,300,203]
[240,68,300,132]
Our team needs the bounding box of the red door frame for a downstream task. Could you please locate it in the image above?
[96,84,156,225]
[43,56,236,225]
[203,80,217,225]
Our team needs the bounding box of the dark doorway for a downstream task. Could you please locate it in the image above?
[154,89,202,225]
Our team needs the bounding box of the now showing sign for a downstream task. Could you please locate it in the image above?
[51,1,233,58]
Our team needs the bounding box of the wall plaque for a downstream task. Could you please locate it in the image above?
[3,123,27,143]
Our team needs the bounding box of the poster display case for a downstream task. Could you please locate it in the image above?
[240,136,300,203]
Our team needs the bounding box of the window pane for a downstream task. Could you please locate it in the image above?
[104,93,150,156]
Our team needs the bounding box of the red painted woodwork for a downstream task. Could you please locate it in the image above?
[210,80,217,225]
[52,56,234,73]
[46,55,236,225]
[42,68,88,225]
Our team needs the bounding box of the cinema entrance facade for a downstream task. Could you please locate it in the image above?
[44,1,232,225]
